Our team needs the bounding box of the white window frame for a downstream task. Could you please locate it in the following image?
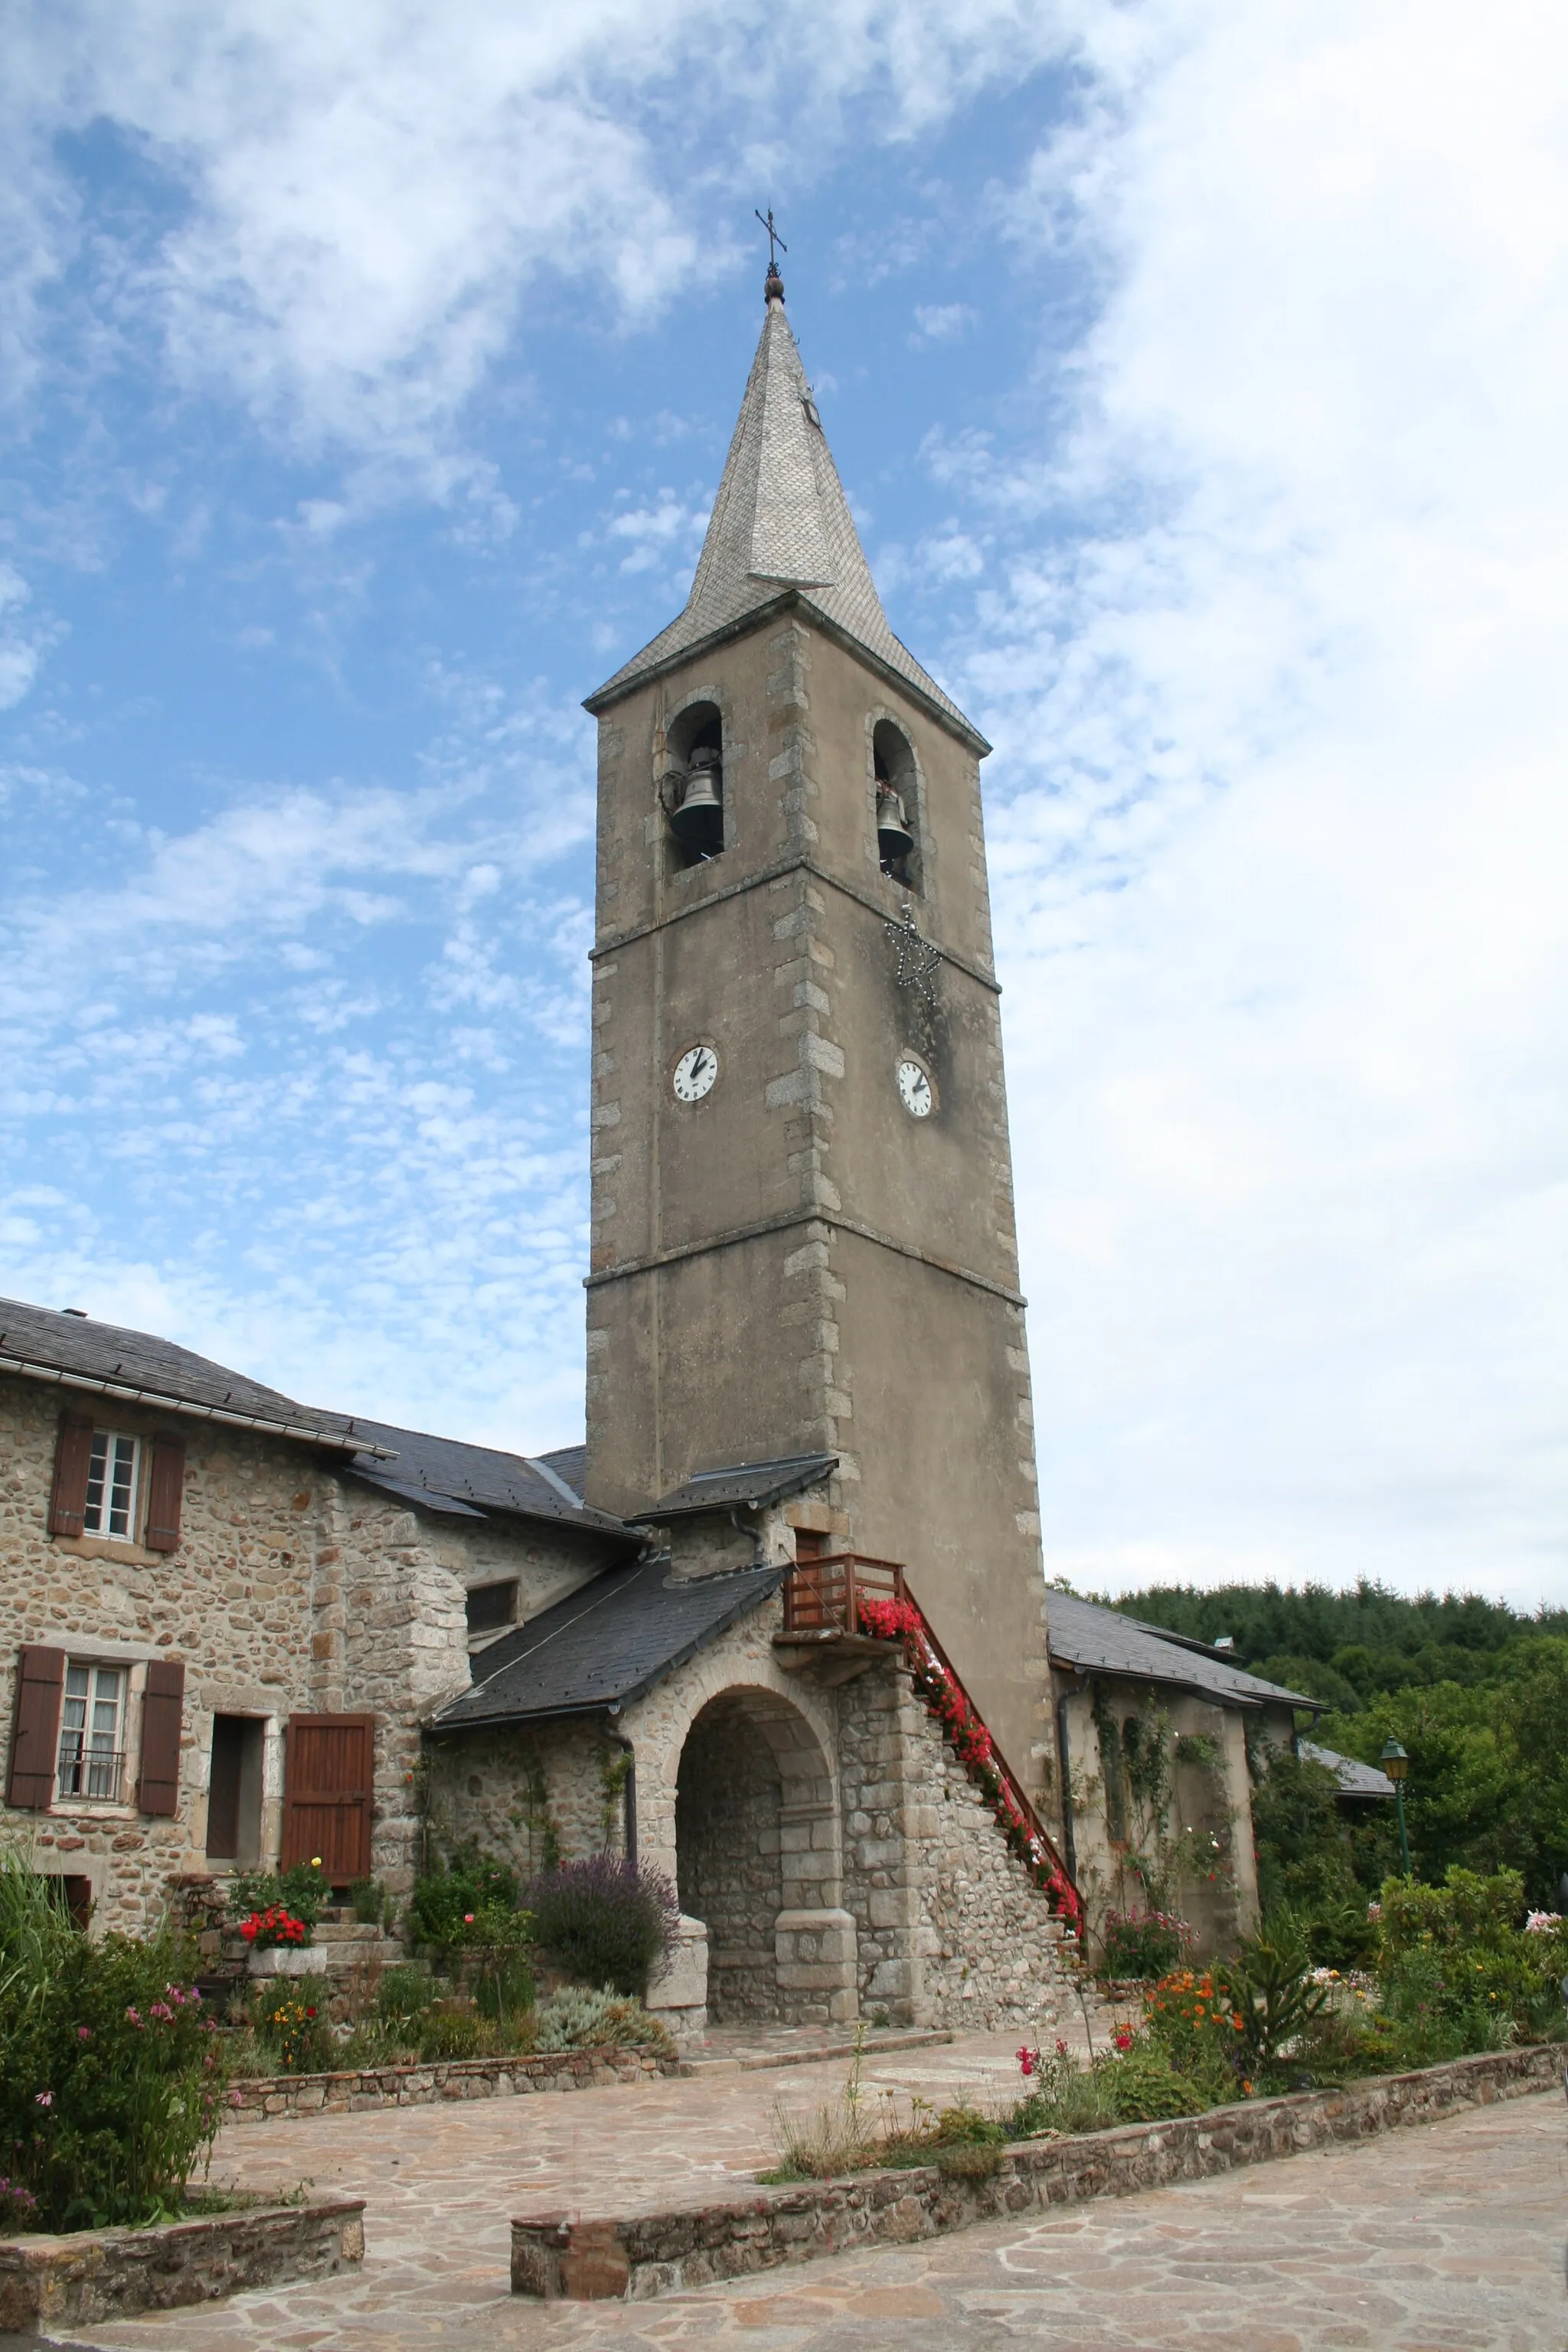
[82,1429,142,1542]
[57,1660,128,1805]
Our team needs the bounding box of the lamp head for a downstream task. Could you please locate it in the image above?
[1379,1736,1410,1783]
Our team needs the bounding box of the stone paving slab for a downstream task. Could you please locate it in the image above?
[31,2083,1563,2349]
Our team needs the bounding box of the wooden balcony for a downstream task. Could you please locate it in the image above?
[779,1552,905,1637]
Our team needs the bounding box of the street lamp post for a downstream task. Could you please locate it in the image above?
[1380,1737,1413,1878]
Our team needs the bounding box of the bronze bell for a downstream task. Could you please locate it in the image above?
[671,749,724,858]
[876,782,915,870]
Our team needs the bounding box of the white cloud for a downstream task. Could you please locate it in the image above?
[605,492,709,577]
[2,0,1078,485]
[911,301,977,343]
[957,0,1568,1605]
[0,563,59,709]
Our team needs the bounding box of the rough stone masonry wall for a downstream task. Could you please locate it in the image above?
[675,1697,784,2021]
[838,1658,1080,2034]
[425,1717,618,1888]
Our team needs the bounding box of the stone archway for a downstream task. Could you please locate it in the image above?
[675,1686,855,2027]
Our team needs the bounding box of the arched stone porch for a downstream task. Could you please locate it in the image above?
[669,1684,856,2027]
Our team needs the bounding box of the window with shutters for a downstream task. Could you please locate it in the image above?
[47,1417,185,1553]
[82,1432,140,1540]
[57,1663,126,1804]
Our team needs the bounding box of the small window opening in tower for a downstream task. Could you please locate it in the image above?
[872,718,919,887]
[663,699,725,867]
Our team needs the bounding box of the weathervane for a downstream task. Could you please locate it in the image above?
[884,903,942,1008]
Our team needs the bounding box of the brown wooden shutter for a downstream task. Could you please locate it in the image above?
[282,1713,374,1881]
[136,1660,186,1816]
[6,1646,65,1808]
[47,1415,94,1538]
[144,1436,186,1553]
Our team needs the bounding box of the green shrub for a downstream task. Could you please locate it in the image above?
[418,2007,483,2060]
[374,1965,438,2027]
[531,1985,676,2056]
[0,1854,230,2231]
[348,1877,388,1927]
[936,2140,1003,2179]
[408,1844,520,1951]
[1375,1866,1562,2043]
[524,1857,678,1994]
[1103,2042,1210,2120]
[1248,1749,1389,1965]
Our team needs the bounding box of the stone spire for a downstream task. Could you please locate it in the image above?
[586,276,983,746]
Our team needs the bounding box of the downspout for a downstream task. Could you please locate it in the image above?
[604,1717,638,1868]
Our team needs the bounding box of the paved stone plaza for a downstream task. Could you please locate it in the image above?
[31,2033,1566,2351]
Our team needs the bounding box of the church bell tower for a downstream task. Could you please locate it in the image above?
[581,260,1052,1805]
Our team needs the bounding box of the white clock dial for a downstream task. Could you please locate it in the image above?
[897,1057,933,1118]
[673,1044,719,1103]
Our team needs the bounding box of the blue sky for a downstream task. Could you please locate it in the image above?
[2,1,1565,1607]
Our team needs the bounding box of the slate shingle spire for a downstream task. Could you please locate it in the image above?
[586,267,983,746]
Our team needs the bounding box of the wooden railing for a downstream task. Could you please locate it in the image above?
[780,1553,1080,1913]
[779,1551,905,1635]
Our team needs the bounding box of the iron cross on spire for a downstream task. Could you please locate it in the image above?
[756,209,789,273]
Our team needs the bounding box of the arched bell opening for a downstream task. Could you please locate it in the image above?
[662,698,725,868]
[674,1687,853,2025]
[872,717,920,891]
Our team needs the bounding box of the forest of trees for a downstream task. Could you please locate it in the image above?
[1106,1579,1568,1916]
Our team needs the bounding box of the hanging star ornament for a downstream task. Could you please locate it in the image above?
[883,903,942,1007]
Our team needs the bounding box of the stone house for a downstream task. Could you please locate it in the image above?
[0,1298,632,1932]
[2,261,1319,2027]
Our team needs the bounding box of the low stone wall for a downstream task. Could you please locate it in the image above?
[511,2043,1560,2300]
[231,2044,681,2118]
[0,2196,364,2335]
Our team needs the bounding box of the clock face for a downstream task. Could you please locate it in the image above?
[897,1057,934,1118]
[672,1044,719,1103]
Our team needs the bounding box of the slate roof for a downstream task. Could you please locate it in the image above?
[1047,1591,1320,1713]
[1301,1740,1396,1798]
[0,1296,393,1457]
[344,1423,630,1540]
[431,1553,786,1729]
[584,289,988,753]
[629,1452,838,1524]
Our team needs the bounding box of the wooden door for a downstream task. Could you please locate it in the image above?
[281,1713,374,1882]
